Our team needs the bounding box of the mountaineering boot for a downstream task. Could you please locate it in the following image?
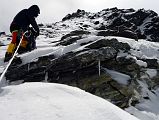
[11,56,22,66]
[4,53,12,62]
[4,43,16,62]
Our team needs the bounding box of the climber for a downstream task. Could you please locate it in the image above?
[4,5,40,62]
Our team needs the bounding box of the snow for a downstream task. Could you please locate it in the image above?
[146,69,157,78]
[0,45,8,58]
[136,59,147,67]
[126,106,159,120]
[1,16,159,119]
[112,36,159,60]
[135,81,159,114]
[1,33,159,119]
[137,17,153,35]
[13,36,102,65]
[1,32,159,120]
[126,81,159,120]
[0,82,139,120]
[19,47,61,65]
[104,68,131,85]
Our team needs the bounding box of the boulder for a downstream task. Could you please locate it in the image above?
[86,38,131,52]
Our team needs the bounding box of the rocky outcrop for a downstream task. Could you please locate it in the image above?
[96,27,146,40]
[5,54,55,82]
[0,32,5,36]
[58,30,91,46]
[62,9,87,21]
[86,38,131,51]
[62,8,159,42]
[5,37,143,108]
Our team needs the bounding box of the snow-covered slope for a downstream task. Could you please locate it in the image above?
[0,82,139,120]
[1,7,159,120]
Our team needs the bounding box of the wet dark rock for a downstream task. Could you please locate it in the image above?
[38,23,44,27]
[60,30,90,41]
[62,9,86,21]
[58,36,82,46]
[62,7,159,42]
[0,32,5,36]
[5,54,55,82]
[142,58,158,68]
[116,56,136,65]
[86,38,131,52]
[97,29,138,40]
[94,21,100,25]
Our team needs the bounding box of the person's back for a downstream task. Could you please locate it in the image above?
[4,5,40,62]
[11,9,29,32]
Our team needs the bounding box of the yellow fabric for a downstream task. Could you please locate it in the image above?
[6,43,16,54]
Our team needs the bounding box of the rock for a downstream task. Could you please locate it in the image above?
[5,54,55,82]
[78,74,135,108]
[86,38,131,52]
[60,30,90,41]
[142,58,158,68]
[58,36,82,46]
[94,21,100,25]
[0,32,5,36]
[62,9,86,21]
[96,29,138,40]
[116,56,136,65]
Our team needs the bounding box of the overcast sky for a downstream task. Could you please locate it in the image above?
[1,0,159,33]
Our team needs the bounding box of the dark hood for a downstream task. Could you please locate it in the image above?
[28,5,40,17]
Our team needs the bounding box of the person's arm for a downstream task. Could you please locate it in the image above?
[29,17,39,36]
[26,10,39,36]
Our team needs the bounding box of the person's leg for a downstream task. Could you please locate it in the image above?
[20,36,28,48]
[18,35,28,54]
[4,30,18,62]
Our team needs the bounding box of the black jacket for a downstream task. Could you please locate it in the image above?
[10,9,39,35]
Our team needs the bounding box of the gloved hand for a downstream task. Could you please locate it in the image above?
[28,27,39,37]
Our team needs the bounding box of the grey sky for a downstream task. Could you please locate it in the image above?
[1,0,159,33]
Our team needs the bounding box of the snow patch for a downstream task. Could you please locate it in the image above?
[104,68,131,85]
[0,82,139,120]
